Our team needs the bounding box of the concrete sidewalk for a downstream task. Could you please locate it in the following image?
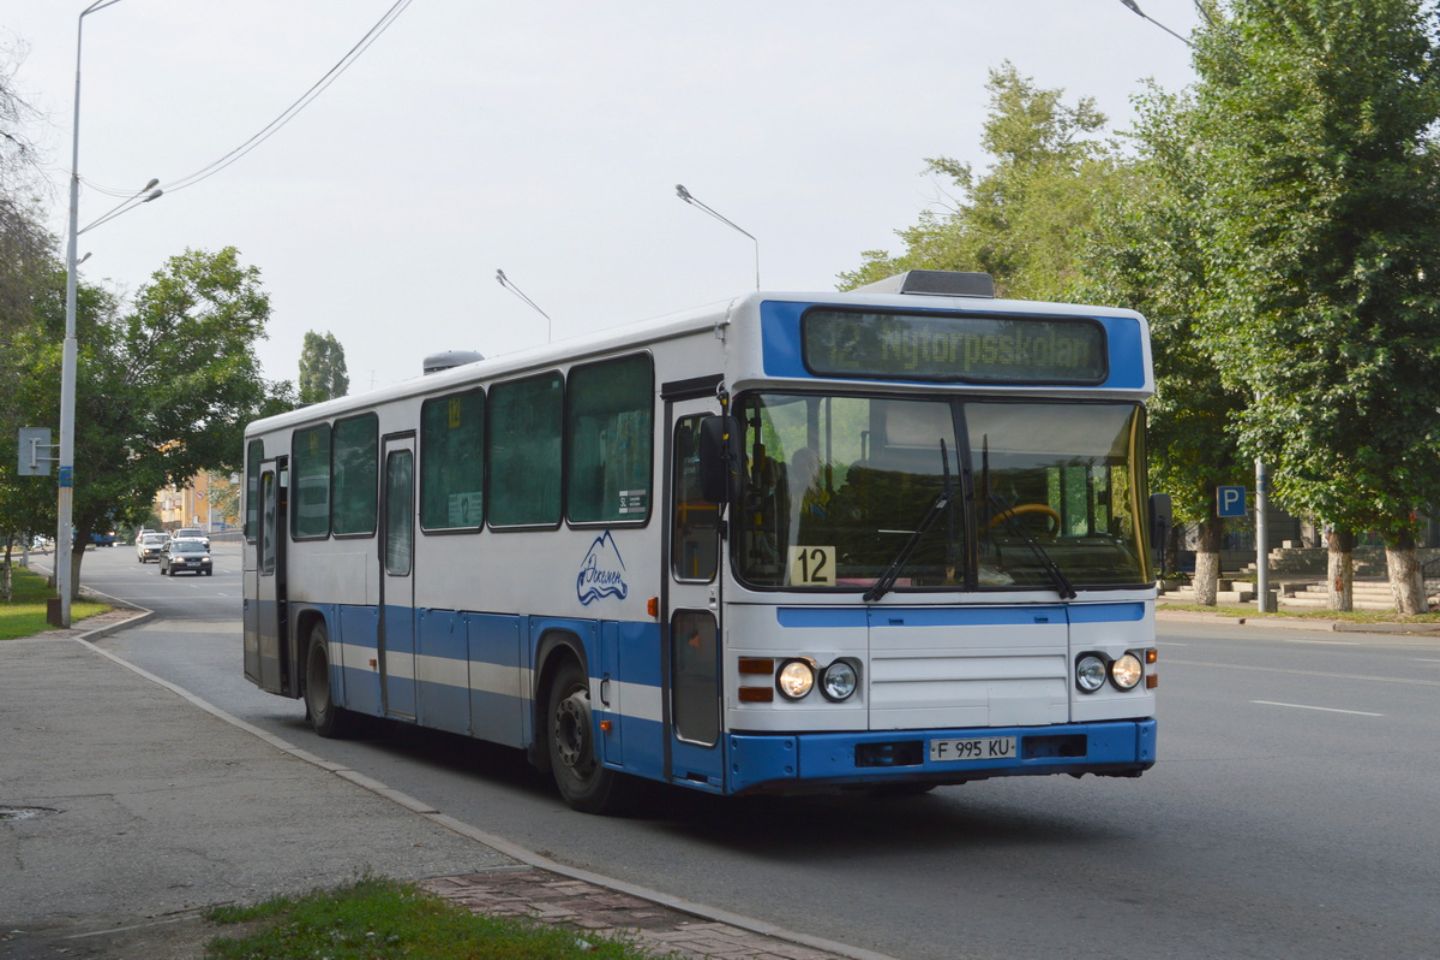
[0,633,510,957]
[0,630,870,960]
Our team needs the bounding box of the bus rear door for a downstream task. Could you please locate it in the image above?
[249,457,292,695]
[379,434,417,719]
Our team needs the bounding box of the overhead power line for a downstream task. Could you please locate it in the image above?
[160,0,416,197]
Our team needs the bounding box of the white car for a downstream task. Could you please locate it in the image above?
[172,526,210,550]
[136,532,169,563]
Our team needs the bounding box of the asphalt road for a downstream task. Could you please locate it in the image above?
[69,542,1440,960]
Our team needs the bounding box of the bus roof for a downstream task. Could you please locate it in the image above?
[247,286,1149,436]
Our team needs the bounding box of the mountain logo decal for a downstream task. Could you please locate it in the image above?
[577,531,628,605]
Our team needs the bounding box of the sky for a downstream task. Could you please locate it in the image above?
[2,0,1200,393]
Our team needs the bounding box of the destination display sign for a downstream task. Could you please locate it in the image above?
[802,309,1109,384]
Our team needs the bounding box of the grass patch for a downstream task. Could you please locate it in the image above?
[205,877,664,960]
[0,564,109,640]
[1160,600,1440,624]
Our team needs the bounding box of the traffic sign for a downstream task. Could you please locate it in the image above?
[16,427,54,477]
[1216,485,1247,518]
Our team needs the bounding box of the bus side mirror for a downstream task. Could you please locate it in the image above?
[698,415,741,504]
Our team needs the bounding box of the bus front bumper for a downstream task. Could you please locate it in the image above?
[725,719,1157,795]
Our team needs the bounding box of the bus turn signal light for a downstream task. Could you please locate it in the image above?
[599,719,613,733]
[738,657,774,675]
[1145,648,1158,664]
[1146,673,1159,689]
[646,596,659,618]
[739,687,774,703]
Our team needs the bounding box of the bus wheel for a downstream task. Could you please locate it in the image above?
[305,623,351,738]
[547,659,636,814]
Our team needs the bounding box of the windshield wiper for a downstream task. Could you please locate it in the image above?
[864,440,955,603]
[987,493,1077,600]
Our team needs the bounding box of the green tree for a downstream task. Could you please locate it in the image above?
[1079,85,1249,605]
[13,247,294,598]
[298,330,349,404]
[839,62,1118,301]
[1190,0,1440,612]
[0,54,55,585]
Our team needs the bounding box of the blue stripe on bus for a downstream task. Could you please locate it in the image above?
[617,619,663,687]
[1097,316,1145,389]
[1068,602,1145,623]
[728,719,1157,794]
[778,606,1060,627]
[760,300,808,377]
[778,603,1145,628]
[467,613,525,747]
[776,608,868,628]
[319,602,1153,795]
[325,604,662,760]
[870,607,1062,627]
[339,604,380,650]
[760,300,1148,390]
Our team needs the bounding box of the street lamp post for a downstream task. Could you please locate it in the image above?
[675,184,760,290]
[55,0,124,626]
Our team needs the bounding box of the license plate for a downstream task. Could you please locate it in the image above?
[929,736,1017,762]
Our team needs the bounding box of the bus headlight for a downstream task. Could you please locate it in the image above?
[777,660,815,700]
[1075,654,1107,693]
[1110,653,1143,690]
[821,660,858,701]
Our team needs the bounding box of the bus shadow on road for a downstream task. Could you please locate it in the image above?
[635,786,1130,862]
[277,715,1131,858]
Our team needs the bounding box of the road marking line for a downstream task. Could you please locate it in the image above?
[1166,658,1440,687]
[1251,700,1383,717]
[1414,658,1440,664]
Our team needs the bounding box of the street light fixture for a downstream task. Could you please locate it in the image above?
[1117,0,1194,48]
[675,183,760,290]
[495,269,553,343]
[79,177,162,235]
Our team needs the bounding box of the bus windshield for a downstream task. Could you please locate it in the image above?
[733,394,1148,591]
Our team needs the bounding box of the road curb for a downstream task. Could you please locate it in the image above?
[75,631,900,960]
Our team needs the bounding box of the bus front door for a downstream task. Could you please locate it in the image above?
[379,434,417,719]
[663,395,724,791]
[252,458,292,695]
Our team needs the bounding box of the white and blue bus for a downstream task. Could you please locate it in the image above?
[243,270,1158,813]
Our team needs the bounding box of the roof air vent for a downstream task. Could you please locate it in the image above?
[853,270,995,298]
[423,350,485,375]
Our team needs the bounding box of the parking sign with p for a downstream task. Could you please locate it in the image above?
[1216,485,1247,518]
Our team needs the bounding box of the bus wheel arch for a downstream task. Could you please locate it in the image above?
[535,633,635,814]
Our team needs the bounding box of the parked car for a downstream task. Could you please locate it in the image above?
[160,540,213,576]
[172,526,210,550]
[136,532,169,563]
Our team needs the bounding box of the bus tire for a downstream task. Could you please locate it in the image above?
[305,623,352,738]
[546,658,636,815]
